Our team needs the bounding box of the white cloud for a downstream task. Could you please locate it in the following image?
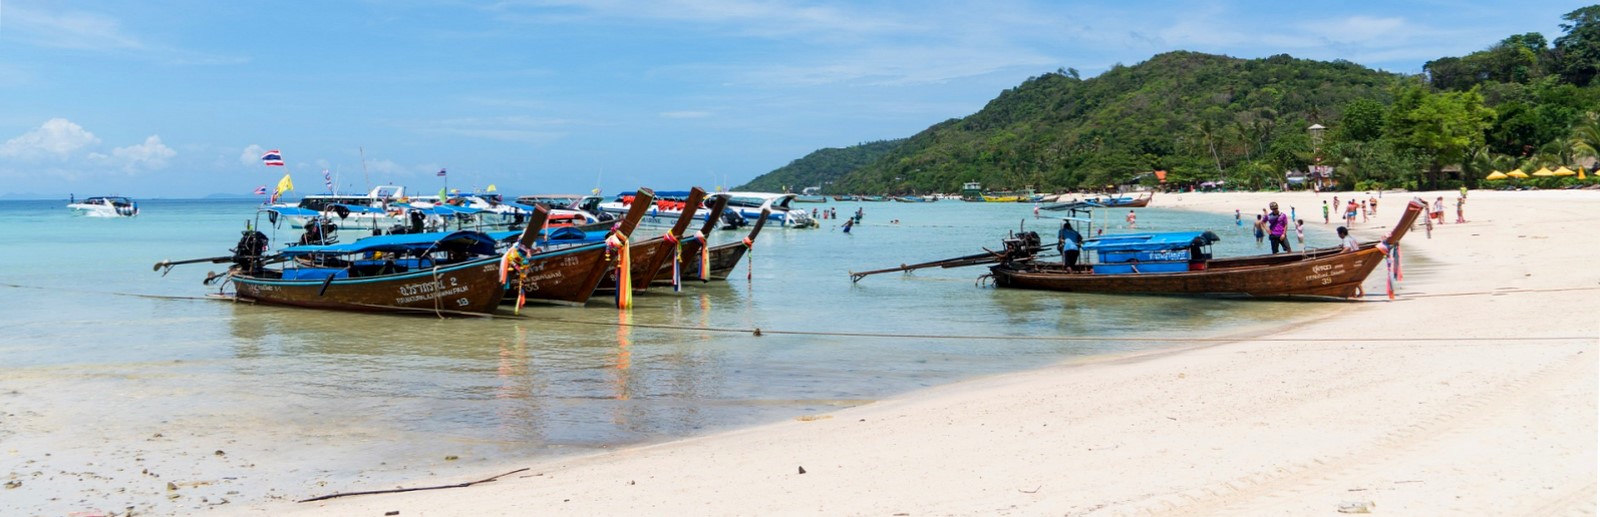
[101,135,177,171]
[0,118,102,161]
[240,144,265,167]
[4,6,145,52]
[4,5,247,65]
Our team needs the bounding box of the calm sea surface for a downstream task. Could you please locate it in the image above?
[0,196,1351,514]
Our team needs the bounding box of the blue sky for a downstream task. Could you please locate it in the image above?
[0,1,1577,199]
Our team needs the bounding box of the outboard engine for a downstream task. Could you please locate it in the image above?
[232,230,270,273]
[1001,231,1042,260]
[720,210,748,230]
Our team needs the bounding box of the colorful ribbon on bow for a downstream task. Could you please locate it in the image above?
[1376,242,1401,300]
[606,233,632,308]
[499,244,533,314]
[664,232,682,292]
[742,236,754,281]
[688,230,710,281]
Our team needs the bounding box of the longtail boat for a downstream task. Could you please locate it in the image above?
[502,188,656,306]
[700,207,770,281]
[188,220,544,316]
[651,193,732,287]
[597,187,707,292]
[988,198,1425,299]
[854,198,1427,301]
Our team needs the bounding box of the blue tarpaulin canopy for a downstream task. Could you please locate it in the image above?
[1082,231,1220,253]
[279,230,499,257]
[487,227,607,244]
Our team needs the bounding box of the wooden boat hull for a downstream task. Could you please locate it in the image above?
[596,236,674,290]
[509,242,617,306]
[989,197,1426,300]
[597,187,707,293]
[658,205,769,283]
[508,188,659,306]
[989,245,1386,299]
[232,258,507,315]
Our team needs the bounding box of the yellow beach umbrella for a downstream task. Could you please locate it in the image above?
[1506,170,1530,179]
[1485,170,1508,180]
[1580,167,1587,180]
[1532,166,1555,177]
[1552,166,1576,177]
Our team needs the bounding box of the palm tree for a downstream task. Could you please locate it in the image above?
[1570,112,1600,168]
[1198,119,1225,178]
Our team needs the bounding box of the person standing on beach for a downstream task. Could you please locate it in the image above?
[1253,214,1265,246]
[1266,202,1291,254]
[1433,196,1446,225]
[1337,226,1358,252]
[1322,200,1330,224]
[1295,219,1305,244]
[1369,195,1378,217]
[1456,196,1467,223]
[1345,199,1358,227]
[1235,209,1242,226]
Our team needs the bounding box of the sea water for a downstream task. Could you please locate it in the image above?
[0,197,1351,514]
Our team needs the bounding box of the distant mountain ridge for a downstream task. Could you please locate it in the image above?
[736,139,904,193]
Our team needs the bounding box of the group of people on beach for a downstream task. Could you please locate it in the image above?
[1238,202,1301,254]
[1429,188,1469,225]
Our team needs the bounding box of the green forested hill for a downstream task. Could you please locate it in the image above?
[736,139,904,193]
[839,51,1399,193]
[737,6,1600,194]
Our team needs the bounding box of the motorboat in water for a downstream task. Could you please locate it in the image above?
[598,191,817,229]
[67,196,139,217]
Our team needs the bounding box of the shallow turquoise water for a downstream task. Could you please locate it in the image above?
[0,197,1350,514]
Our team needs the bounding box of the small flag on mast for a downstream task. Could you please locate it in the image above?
[261,150,284,167]
[253,185,268,195]
[437,168,447,177]
[269,173,294,203]
[322,169,334,193]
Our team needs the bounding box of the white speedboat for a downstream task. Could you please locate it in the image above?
[67,196,139,217]
[266,185,409,231]
[598,191,816,229]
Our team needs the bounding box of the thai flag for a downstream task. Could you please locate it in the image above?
[437,168,447,177]
[261,150,285,166]
[253,185,268,195]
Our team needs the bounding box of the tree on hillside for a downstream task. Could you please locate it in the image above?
[1554,5,1600,86]
[1339,98,1387,142]
[1385,83,1497,189]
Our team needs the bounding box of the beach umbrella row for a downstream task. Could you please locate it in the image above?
[1484,166,1587,180]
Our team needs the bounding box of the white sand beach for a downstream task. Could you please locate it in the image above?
[282,189,1598,516]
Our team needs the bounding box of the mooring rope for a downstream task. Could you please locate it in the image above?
[4,282,1594,344]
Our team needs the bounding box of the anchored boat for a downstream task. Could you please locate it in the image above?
[855,197,1427,300]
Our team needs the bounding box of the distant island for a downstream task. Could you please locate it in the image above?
[740,6,1599,195]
